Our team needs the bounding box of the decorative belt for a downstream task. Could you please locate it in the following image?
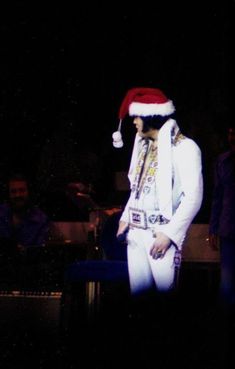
[128,207,170,230]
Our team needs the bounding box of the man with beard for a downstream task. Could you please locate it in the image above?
[0,173,50,251]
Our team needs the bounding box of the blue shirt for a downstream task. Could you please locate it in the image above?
[209,150,235,239]
[0,203,50,247]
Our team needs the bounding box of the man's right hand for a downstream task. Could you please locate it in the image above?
[116,221,129,237]
[116,221,129,243]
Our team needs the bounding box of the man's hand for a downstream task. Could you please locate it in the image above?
[116,221,129,237]
[150,231,171,259]
[116,221,129,243]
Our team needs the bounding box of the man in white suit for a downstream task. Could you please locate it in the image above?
[112,87,203,295]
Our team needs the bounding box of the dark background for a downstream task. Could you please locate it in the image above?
[0,1,233,221]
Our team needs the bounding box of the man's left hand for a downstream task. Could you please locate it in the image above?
[150,232,171,259]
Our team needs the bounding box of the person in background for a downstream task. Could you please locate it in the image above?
[208,124,235,366]
[209,125,235,305]
[113,87,203,296]
[0,173,50,253]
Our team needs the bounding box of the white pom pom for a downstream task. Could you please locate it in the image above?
[112,131,123,148]
[112,131,122,140]
[113,140,124,148]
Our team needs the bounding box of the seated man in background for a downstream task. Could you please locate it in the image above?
[0,173,50,253]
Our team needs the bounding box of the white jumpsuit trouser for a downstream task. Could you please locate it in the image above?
[127,227,177,295]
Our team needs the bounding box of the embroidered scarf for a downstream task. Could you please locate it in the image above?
[128,119,180,220]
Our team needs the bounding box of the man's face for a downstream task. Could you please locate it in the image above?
[133,117,158,139]
[9,180,29,210]
[228,128,235,152]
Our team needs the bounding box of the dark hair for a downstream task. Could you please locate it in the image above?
[0,172,34,204]
[141,114,175,133]
[7,173,32,196]
[8,173,29,183]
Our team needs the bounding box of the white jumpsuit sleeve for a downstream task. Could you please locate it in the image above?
[161,138,203,248]
[119,134,142,224]
[119,196,131,223]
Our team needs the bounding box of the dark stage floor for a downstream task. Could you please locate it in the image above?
[0,263,234,369]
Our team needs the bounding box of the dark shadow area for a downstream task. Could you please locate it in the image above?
[0,235,231,369]
[0,2,233,368]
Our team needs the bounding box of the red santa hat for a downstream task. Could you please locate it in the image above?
[112,87,175,148]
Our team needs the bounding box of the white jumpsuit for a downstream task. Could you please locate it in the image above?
[120,133,203,295]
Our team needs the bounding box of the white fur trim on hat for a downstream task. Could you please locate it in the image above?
[129,100,175,117]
